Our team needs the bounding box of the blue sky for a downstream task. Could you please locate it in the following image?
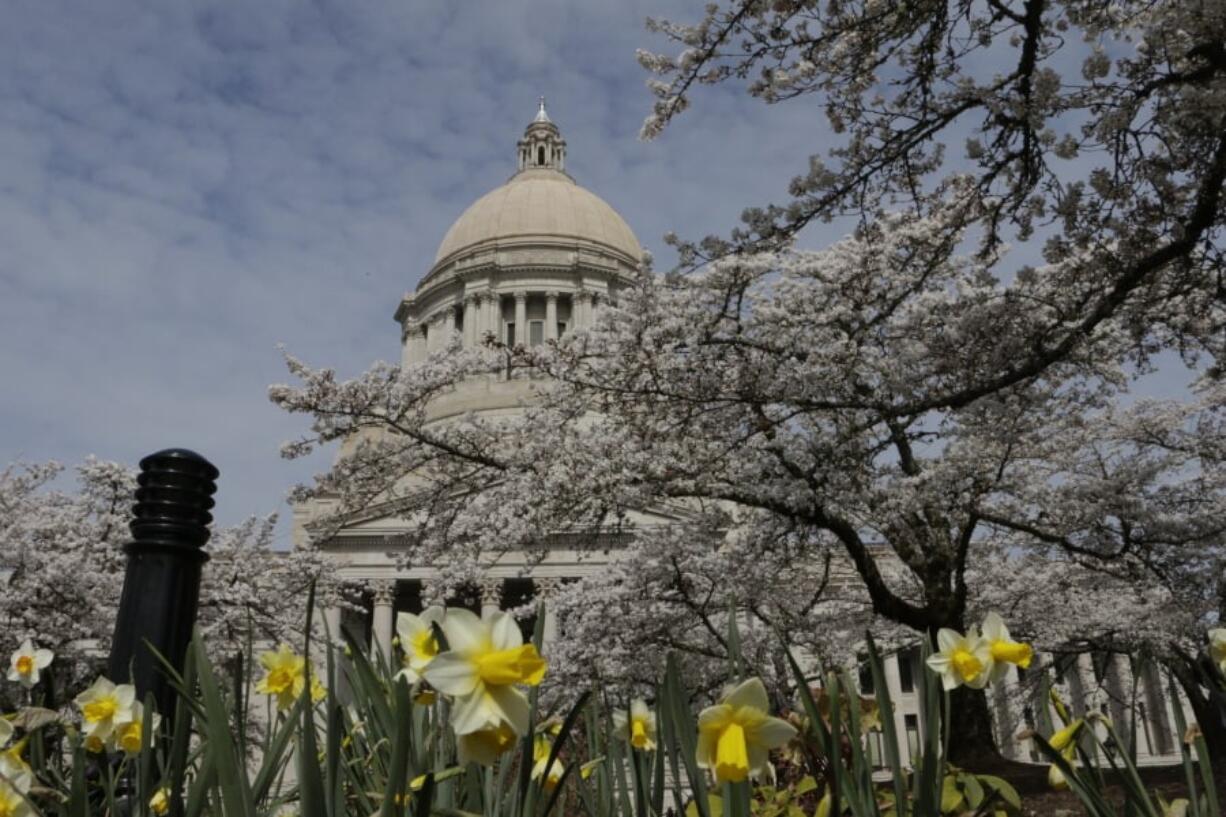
[0,1,837,544]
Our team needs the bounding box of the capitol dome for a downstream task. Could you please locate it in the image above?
[396,100,642,376]
[433,168,641,269]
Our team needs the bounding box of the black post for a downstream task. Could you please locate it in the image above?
[108,449,218,721]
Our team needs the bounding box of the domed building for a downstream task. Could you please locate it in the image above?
[397,100,639,415]
[295,101,655,658]
[294,103,1195,770]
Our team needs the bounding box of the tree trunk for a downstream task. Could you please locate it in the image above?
[1166,654,1226,762]
[944,685,1002,767]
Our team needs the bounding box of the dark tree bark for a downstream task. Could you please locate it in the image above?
[945,686,1001,767]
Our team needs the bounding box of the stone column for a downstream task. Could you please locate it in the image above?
[545,291,559,341]
[425,314,439,353]
[1141,660,1174,755]
[534,577,561,645]
[400,322,413,368]
[323,605,343,644]
[371,581,396,667]
[480,578,503,618]
[463,294,479,348]
[513,291,528,346]
[990,668,1021,760]
[404,322,423,366]
[574,289,591,329]
[485,291,500,341]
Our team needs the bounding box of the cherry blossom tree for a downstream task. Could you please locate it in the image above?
[0,458,332,709]
[272,0,1225,761]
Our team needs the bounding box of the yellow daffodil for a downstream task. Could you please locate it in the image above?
[1209,628,1226,676]
[422,609,546,737]
[74,677,136,742]
[612,698,657,751]
[579,757,604,780]
[396,607,445,683]
[1049,687,1072,725]
[7,640,53,690]
[456,721,518,766]
[695,678,797,784]
[0,748,32,801]
[981,613,1033,682]
[116,701,161,757]
[0,768,31,817]
[256,644,324,710]
[1037,718,1083,790]
[149,787,171,816]
[925,628,992,690]
[531,735,564,791]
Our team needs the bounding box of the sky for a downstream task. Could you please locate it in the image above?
[0,1,838,545]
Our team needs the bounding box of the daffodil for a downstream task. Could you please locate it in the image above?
[116,700,161,756]
[0,765,31,817]
[1209,629,1226,676]
[422,609,547,736]
[531,735,564,791]
[74,677,136,742]
[612,698,657,751]
[925,628,992,690]
[981,613,1033,681]
[579,757,604,780]
[695,678,797,784]
[256,644,324,710]
[456,721,518,766]
[0,727,32,796]
[149,787,171,816]
[396,607,444,683]
[1037,718,1083,790]
[6,640,52,690]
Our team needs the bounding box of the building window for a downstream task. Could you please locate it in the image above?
[529,321,544,346]
[899,647,916,693]
[857,655,873,694]
[501,578,539,642]
[506,322,516,346]
[557,321,567,337]
[538,146,546,165]
[904,714,921,760]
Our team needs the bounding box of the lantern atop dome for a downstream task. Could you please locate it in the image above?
[518,97,566,172]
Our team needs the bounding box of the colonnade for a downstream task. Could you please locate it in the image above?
[402,288,602,366]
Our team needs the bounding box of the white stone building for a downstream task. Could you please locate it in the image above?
[293,101,667,662]
[294,102,1196,768]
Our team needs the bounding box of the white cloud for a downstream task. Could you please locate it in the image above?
[0,0,842,545]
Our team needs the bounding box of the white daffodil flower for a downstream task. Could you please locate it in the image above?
[695,677,797,784]
[926,628,993,690]
[73,676,136,742]
[422,609,546,737]
[7,640,53,689]
[395,606,445,683]
[612,698,657,751]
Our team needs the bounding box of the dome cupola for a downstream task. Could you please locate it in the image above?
[517,98,566,172]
